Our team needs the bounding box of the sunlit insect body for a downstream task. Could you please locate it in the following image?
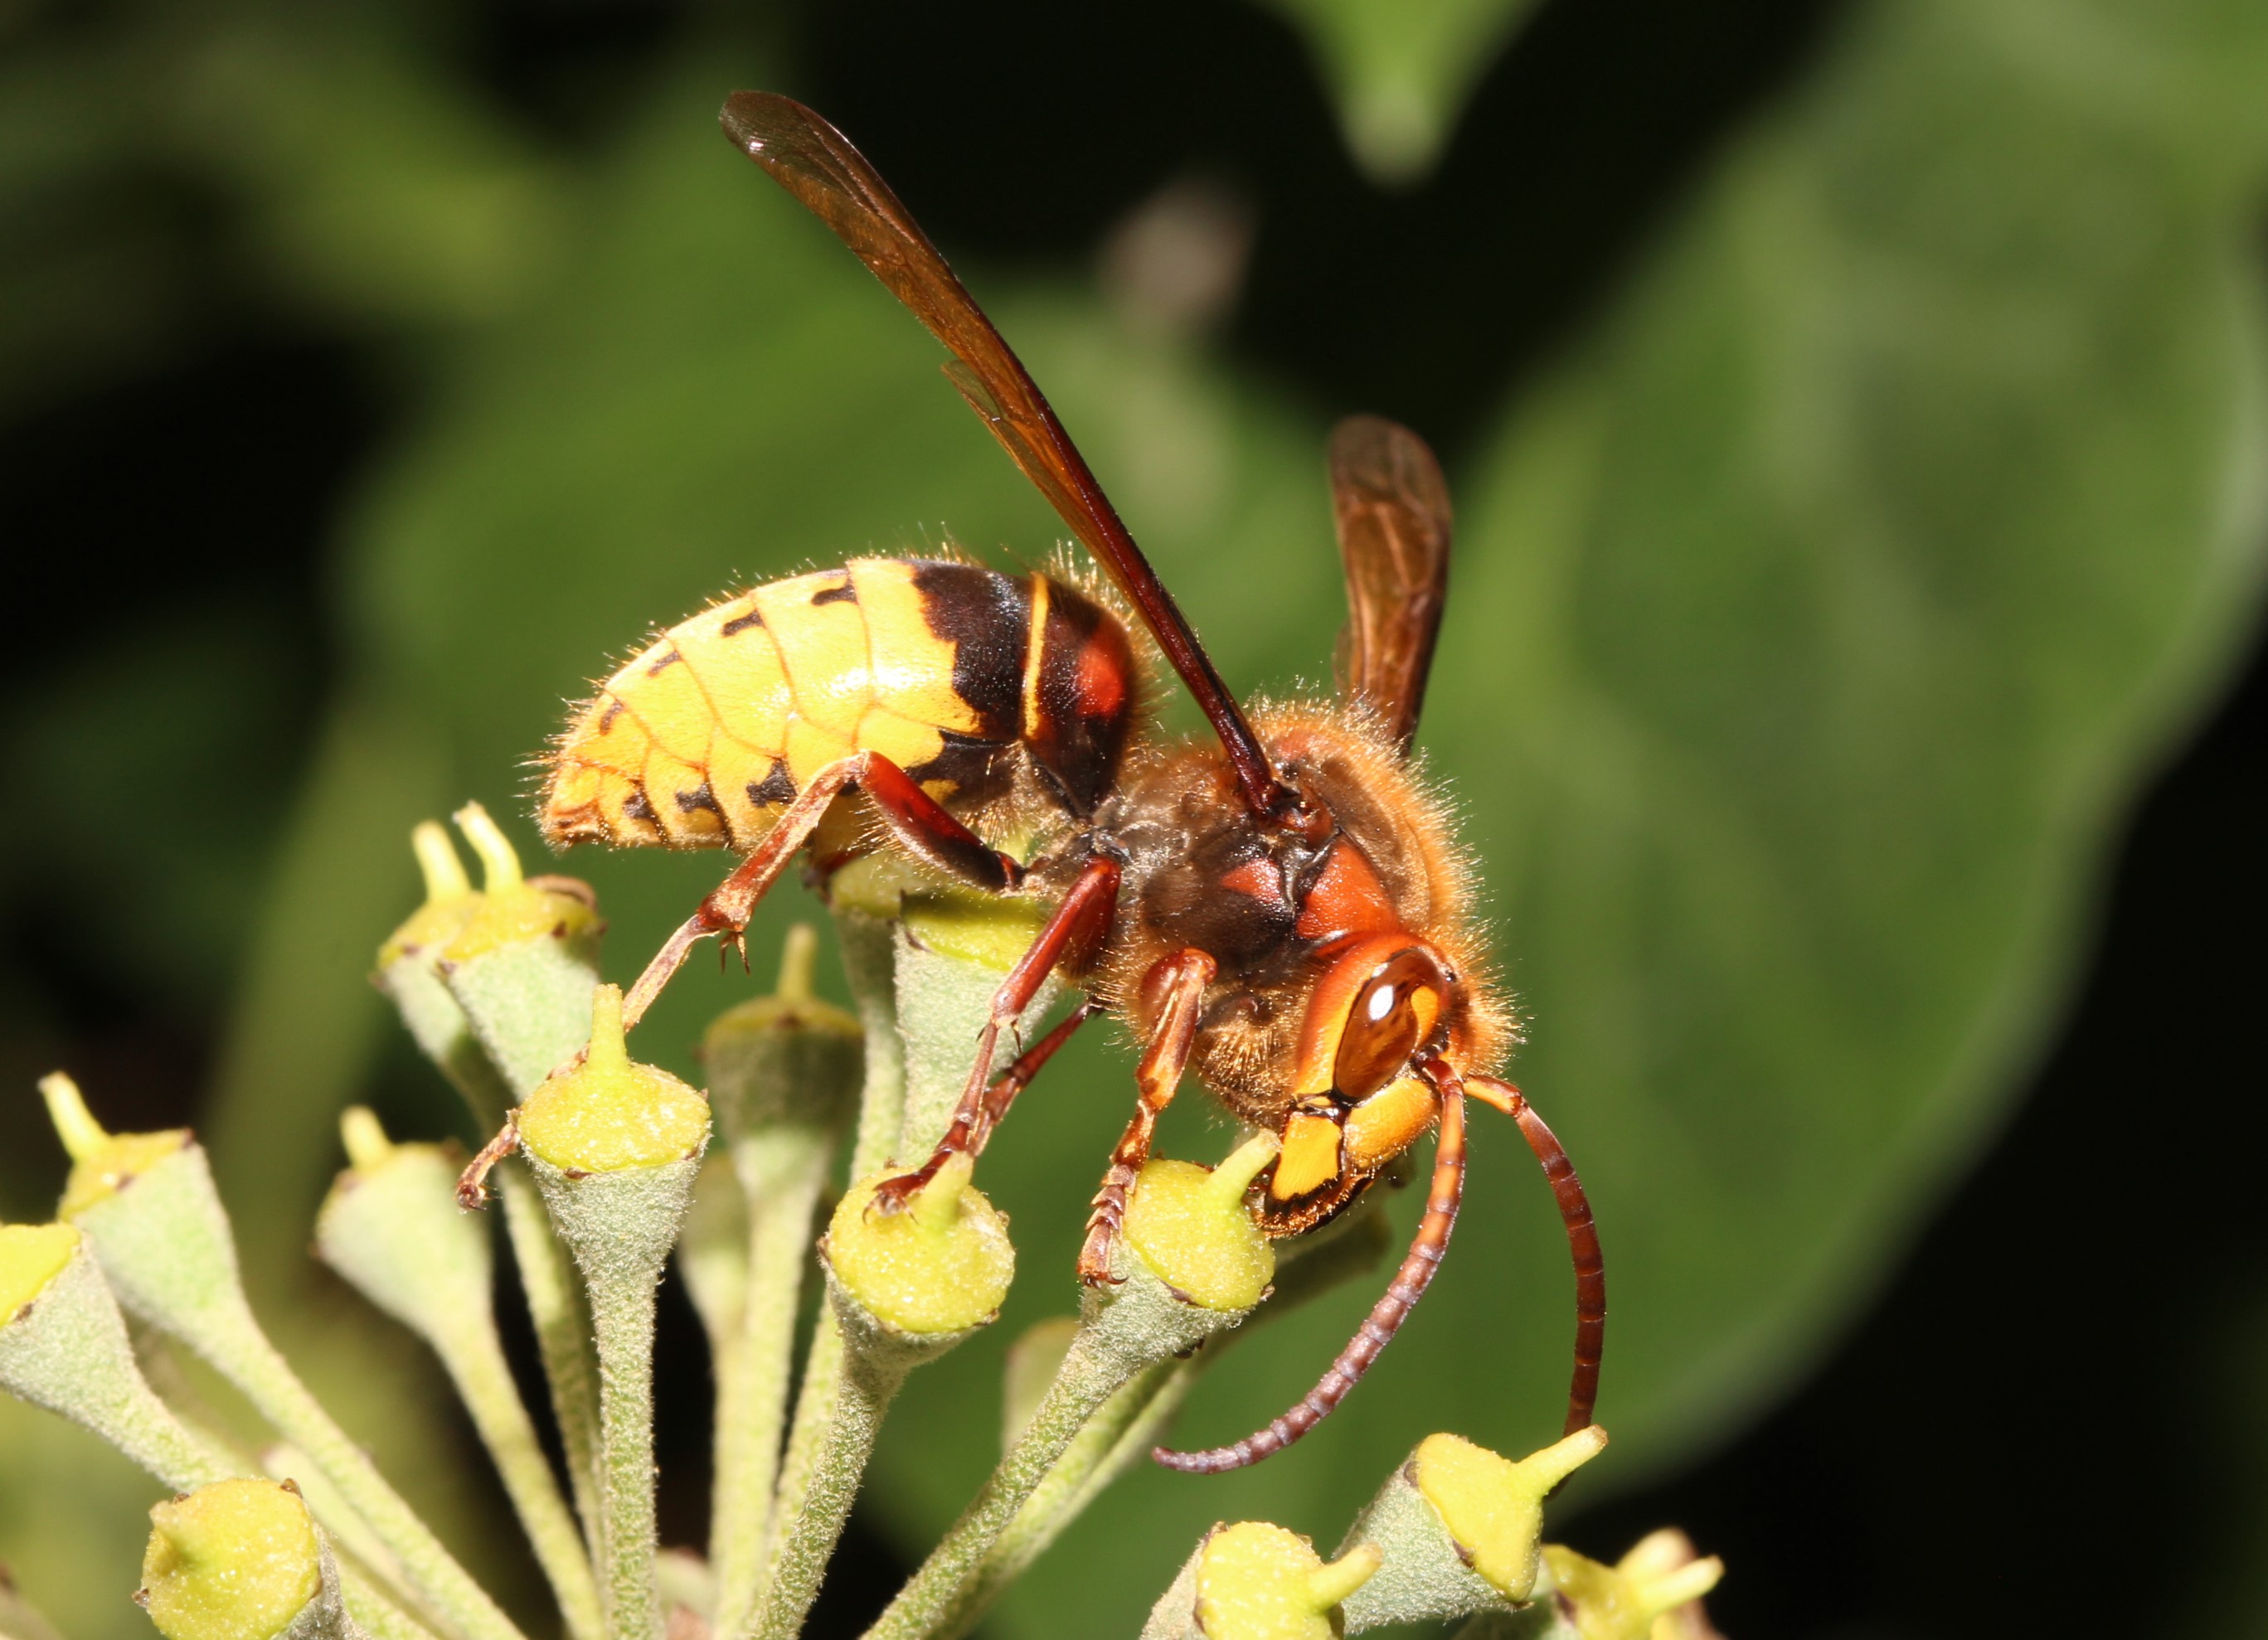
[537,91,1605,1473]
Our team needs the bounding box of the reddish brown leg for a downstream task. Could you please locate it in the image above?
[1468,1073,1605,1435]
[1077,949,1217,1286]
[1153,1060,1464,1473]
[969,998,1104,1152]
[871,856,1122,1211]
[620,751,1025,1031]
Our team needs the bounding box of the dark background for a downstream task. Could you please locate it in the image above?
[3,2,2261,1635]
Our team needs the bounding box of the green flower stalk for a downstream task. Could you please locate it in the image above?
[40,1075,526,1640]
[136,1479,362,1640]
[750,1157,1013,1640]
[698,926,862,1640]
[316,1111,603,1640]
[1336,1426,1610,1631]
[377,810,605,1539]
[515,984,710,1640]
[862,1132,1280,1640]
[1139,1523,1382,1640]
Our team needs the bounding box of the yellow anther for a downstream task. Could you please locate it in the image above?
[453,801,524,891]
[39,1072,106,1162]
[338,1107,395,1173]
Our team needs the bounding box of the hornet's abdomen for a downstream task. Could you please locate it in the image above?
[542,558,1134,851]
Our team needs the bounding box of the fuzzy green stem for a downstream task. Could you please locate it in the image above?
[708,1128,832,1640]
[745,1301,920,1640]
[940,1356,1197,1639]
[860,1323,1141,1640]
[433,1309,604,1640]
[495,1162,602,1541]
[587,1258,666,1640]
[755,910,904,1589]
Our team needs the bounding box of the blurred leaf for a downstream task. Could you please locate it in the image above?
[1260,0,1544,182]
[153,0,2268,1633]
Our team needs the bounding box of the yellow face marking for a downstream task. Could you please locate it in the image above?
[1271,1113,1345,1201]
[754,571,872,740]
[784,717,855,788]
[1343,1075,1435,1173]
[852,705,949,782]
[851,560,988,738]
[671,596,794,756]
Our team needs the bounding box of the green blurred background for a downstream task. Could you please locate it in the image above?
[2,1,2263,1636]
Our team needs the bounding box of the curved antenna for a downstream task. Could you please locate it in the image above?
[718,90,1292,823]
[1152,1068,1468,1473]
[1467,1074,1605,1434]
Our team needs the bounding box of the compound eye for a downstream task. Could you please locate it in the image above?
[1332,948,1450,1103]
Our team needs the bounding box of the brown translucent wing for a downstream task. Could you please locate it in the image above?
[719,90,1288,821]
[1329,415,1452,752]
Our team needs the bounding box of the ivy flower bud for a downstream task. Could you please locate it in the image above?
[1142,1522,1382,1640]
[0,1220,226,1492]
[517,985,710,1176]
[42,1073,191,1220]
[1338,1426,1609,1630]
[1122,1132,1279,1312]
[1540,1531,1723,1640]
[436,803,604,1099]
[825,1156,1013,1338]
[137,1479,338,1640]
[702,924,862,1142]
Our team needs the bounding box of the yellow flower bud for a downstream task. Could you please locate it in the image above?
[1413,1425,1610,1602]
[1193,1522,1381,1640]
[1122,1133,1280,1312]
[138,1479,322,1640]
[824,1155,1013,1335]
[1542,1531,1723,1640]
[517,986,710,1174]
[41,1074,190,1220]
[440,803,599,962]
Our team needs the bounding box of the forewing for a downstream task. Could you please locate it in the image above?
[1329,415,1452,752]
[719,90,1285,819]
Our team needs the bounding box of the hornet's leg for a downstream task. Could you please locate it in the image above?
[1152,1056,1464,1473]
[1077,949,1217,1286]
[621,751,1025,1031]
[1466,1073,1605,1435]
[870,855,1123,1211]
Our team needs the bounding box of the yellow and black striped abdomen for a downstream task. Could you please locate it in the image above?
[540,558,1134,852]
